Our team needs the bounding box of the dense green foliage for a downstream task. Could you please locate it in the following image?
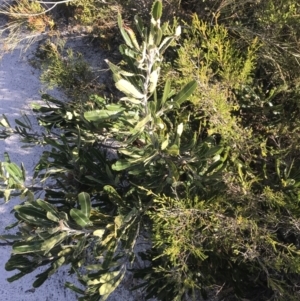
[1,0,300,300]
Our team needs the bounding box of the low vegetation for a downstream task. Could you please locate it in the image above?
[1,0,300,300]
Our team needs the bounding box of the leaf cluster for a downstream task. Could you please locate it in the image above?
[1,1,300,301]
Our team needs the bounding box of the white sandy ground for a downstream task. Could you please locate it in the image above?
[0,40,155,300]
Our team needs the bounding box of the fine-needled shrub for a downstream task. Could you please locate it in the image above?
[1,1,300,301]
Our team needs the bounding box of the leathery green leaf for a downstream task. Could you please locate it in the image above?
[132,114,151,134]
[65,282,85,295]
[93,229,105,238]
[151,0,163,21]
[73,236,87,259]
[78,192,91,218]
[99,272,125,298]
[41,232,68,254]
[4,189,11,202]
[161,79,171,107]
[118,14,133,48]
[36,199,59,217]
[84,109,124,122]
[70,208,92,227]
[166,144,179,156]
[100,271,120,284]
[173,80,197,106]
[12,240,44,254]
[4,162,24,184]
[33,270,50,288]
[103,185,126,207]
[112,160,131,171]
[116,79,144,99]
[46,211,60,223]
[149,69,160,93]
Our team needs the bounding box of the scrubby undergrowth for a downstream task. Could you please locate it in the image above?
[1,1,300,300]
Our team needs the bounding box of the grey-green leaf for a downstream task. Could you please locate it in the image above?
[84,109,124,122]
[151,0,163,21]
[12,240,44,254]
[41,232,68,254]
[118,14,133,48]
[173,80,197,107]
[116,79,144,99]
[78,192,91,218]
[70,208,92,228]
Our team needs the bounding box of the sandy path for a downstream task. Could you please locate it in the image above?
[0,49,80,301]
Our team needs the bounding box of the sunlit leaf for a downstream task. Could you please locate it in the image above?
[70,208,92,228]
[116,79,144,99]
[173,80,197,107]
[151,0,163,21]
[78,192,91,218]
[41,231,68,254]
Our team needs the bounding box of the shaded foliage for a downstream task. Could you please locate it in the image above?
[1,1,300,301]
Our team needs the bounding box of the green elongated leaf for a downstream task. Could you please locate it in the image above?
[73,236,87,259]
[165,159,180,181]
[12,240,44,254]
[65,282,85,295]
[134,15,145,38]
[58,247,73,257]
[112,160,132,171]
[151,0,163,21]
[78,192,91,218]
[132,114,151,134]
[173,80,197,107]
[4,189,11,202]
[84,109,125,122]
[85,175,104,185]
[105,60,136,78]
[41,232,68,254]
[103,185,126,207]
[0,234,24,242]
[93,229,105,238]
[21,163,26,181]
[154,27,163,46]
[5,255,33,272]
[15,206,54,226]
[116,79,144,99]
[46,211,59,222]
[161,138,169,150]
[204,160,224,176]
[4,151,11,163]
[22,189,34,202]
[120,97,142,105]
[100,271,120,284]
[7,272,26,282]
[5,220,19,230]
[205,145,224,158]
[70,208,92,228]
[33,255,65,287]
[15,204,46,218]
[165,144,179,156]
[106,104,125,111]
[15,118,31,130]
[99,272,125,299]
[118,14,134,48]
[36,199,59,217]
[33,269,50,288]
[0,115,11,128]
[161,79,171,107]
[124,26,140,50]
[4,162,24,183]
[158,36,174,54]
[149,69,160,93]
